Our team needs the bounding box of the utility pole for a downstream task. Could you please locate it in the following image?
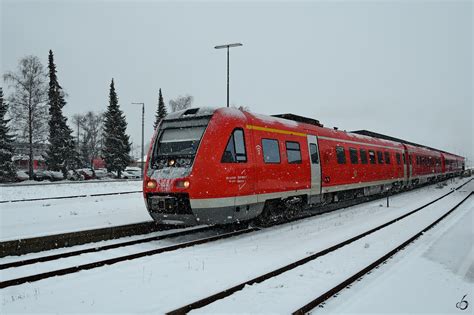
[132,102,145,179]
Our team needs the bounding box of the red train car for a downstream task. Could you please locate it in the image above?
[143,107,464,226]
[442,152,465,176]
[404,144,443,185]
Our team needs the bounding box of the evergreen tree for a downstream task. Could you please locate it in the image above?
[0,88,17,182]
[154,88,167,129]
[102,79,131,178]
[45,50,78,176]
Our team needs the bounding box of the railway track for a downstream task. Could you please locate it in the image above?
[166,178,472,314]
[1,178,470,293]
[2,177,461,258]
[0,178,141,188]
[292,191,473,314]
[0,225,214,269]
[0,225,257,289]
[0,190,142,204]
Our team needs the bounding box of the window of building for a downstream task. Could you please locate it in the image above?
[221,129,247,163]
[286,141,302,164]
[360,149,368,164]
[377,151,384,164]
[349,147,358,164]
[369,150,376,164]
[262,139,280,163]
[396,153,401,165]
[309,143,319,164]
[336,146,346,164]
[384,151,391,164]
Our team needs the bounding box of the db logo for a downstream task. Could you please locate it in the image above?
[456,294,469,311]
[256,145,262,155]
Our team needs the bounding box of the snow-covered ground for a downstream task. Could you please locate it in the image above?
[0,181,150,241]
[0,178,471,313]
[318,195,473,314]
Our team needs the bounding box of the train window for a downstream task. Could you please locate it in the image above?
[262,139,281,163]
[286,141,302,164]
[409,155,412,164]
[309,143,319,164]
[349,148,358,164]
[360,149,368,164]
[336,146,346,164]
[377,151,384,164]
[384,152,391,164]
[368,150,376,164]
[234,130,247,161]
[396,153,401,165]
[402,153,406,164]
[416,156,420,165]
[221,129,247,163]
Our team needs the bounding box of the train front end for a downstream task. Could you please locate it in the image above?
[142,108,215,225]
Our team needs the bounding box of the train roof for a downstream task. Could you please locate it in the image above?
[247,111,404,149]
[351,130,463,158]
[162,107,463,160]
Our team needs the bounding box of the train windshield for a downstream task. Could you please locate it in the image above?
[156,126,206,156]
[150,116,211,170]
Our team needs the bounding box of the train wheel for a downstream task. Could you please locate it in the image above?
[255,200,280,227]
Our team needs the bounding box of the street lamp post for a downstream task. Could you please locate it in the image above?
[214,43,243,107]
[131,102,145,179]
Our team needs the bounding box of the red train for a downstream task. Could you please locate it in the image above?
[143,107,465,225]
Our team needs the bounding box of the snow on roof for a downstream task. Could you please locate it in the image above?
[251,112,301,127]
[216,107,247,119]
[165,107,217,120]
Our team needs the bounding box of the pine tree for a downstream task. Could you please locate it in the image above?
[154,88,167,129]
[102,79,131,178]
[0,88,17,182]
[45,50,78,176]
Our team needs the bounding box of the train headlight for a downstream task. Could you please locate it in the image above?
[175,180,190,189]
[146,179,157,189]
[168,159,175,166]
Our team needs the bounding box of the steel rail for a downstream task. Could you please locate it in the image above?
[0,225,214,270]
[0,190,142,204]
[293,191,473,314]
[0,178,141,188]
[0,227,259,289]
[166,179,472,314]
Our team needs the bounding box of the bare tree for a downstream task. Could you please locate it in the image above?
[78,111,103,168]
[72,113,85,146]
[3,55,48,179]
[169,95,193,112]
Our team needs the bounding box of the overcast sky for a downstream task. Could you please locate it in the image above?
[1,0,472,163]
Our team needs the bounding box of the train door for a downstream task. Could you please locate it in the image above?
[402,146,409,185]
[407,153,413,184]
[307,135,321,201]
